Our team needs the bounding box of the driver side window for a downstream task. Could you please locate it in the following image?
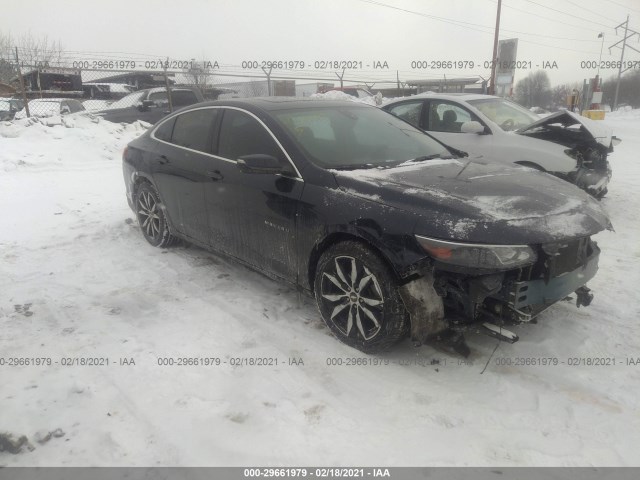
[426,101,479,133]
[217,109,290,170]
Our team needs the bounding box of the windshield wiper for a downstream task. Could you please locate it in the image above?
[399,153,456,165]
[332,163,378,171]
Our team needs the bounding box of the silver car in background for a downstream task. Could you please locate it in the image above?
[383,94,617,198]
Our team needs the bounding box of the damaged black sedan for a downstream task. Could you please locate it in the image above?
[122,98,611,355]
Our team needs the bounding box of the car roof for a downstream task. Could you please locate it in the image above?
[27,98,70,103]
[191,97,374,111]
[388,93,499,104]
[141,86,199,94]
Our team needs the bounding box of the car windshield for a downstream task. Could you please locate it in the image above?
[467,98,539,131]
[108,91,147,109]
[272,105,450,169]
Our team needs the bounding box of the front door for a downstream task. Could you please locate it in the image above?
[204,108,304,281]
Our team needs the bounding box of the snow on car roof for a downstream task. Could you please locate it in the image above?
[413,92,496,101]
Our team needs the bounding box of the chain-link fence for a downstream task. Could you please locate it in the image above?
[1,49,486,122]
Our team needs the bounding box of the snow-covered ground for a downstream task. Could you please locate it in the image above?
[0,109,639,467]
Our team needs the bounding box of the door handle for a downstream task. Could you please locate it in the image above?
[159,155,170,165]
[207,170,224,181]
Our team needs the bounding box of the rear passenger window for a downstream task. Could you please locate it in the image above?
[218,109,285,163]
[170,109,218,152]
[388,101,423,128]
[154,117,176,142]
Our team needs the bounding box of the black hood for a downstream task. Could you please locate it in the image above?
[332,158,611,245]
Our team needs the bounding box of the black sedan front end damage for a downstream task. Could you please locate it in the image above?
[331,153,611,354]
[402,235,601,352]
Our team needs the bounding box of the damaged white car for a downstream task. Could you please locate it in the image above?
[383,94,618,198]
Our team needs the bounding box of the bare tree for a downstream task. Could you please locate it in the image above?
[551,82,581,110]
[0,33,16,84]
[602,70,640,109]
[185,59,215,98]
[514,70,552,108]
[246,79,267,97]
[1,32,64,67]
[0,32,65,84]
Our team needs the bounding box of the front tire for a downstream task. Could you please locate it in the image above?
[314,241,407,353]
[134,182,178,248]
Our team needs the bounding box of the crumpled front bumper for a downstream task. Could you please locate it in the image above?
[508,242,600,311]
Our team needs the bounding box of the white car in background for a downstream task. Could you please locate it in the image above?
[14,98,85,120]
[383,93,617,198]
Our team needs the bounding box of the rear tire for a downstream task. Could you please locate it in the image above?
[314,241,407,353]
[134,182,178,248]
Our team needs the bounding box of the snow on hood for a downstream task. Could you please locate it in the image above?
[333,160,611,244]
[518,110,613,148]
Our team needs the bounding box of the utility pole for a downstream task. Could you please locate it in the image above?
[163,57,173,113]
[609,15,639,110]
[489,0,502,95]
[14,47,30,118]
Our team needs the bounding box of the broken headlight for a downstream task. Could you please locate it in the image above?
[416,235,537,270]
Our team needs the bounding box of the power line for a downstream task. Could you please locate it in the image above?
[495,0,605,33]
[564,0,621,24]
[601,0,640,15]
[357,0,607,52]
[523,0,617,29]
[357,0,500,34]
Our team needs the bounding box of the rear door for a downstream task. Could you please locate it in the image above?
[151,108,220,243]
[204,107,304,280]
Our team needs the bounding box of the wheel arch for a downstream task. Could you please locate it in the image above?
[307,231,401,294]
[130,173,180,236]
[131,172,155,194]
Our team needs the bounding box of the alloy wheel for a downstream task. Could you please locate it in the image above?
[320,255,385,340]
[137,190,161,239]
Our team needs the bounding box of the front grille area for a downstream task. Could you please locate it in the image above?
[536,237,592,281]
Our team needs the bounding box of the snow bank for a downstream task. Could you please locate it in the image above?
[0,115,149,172]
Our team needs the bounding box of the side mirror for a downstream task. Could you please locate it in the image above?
[237,154,287,174]
[460,121,485,134]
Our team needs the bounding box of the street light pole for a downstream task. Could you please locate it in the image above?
[597,32,604,79]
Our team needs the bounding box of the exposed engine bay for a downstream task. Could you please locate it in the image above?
[402,236,600,353]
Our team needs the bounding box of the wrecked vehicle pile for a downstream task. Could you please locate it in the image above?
[123,98,611,355]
